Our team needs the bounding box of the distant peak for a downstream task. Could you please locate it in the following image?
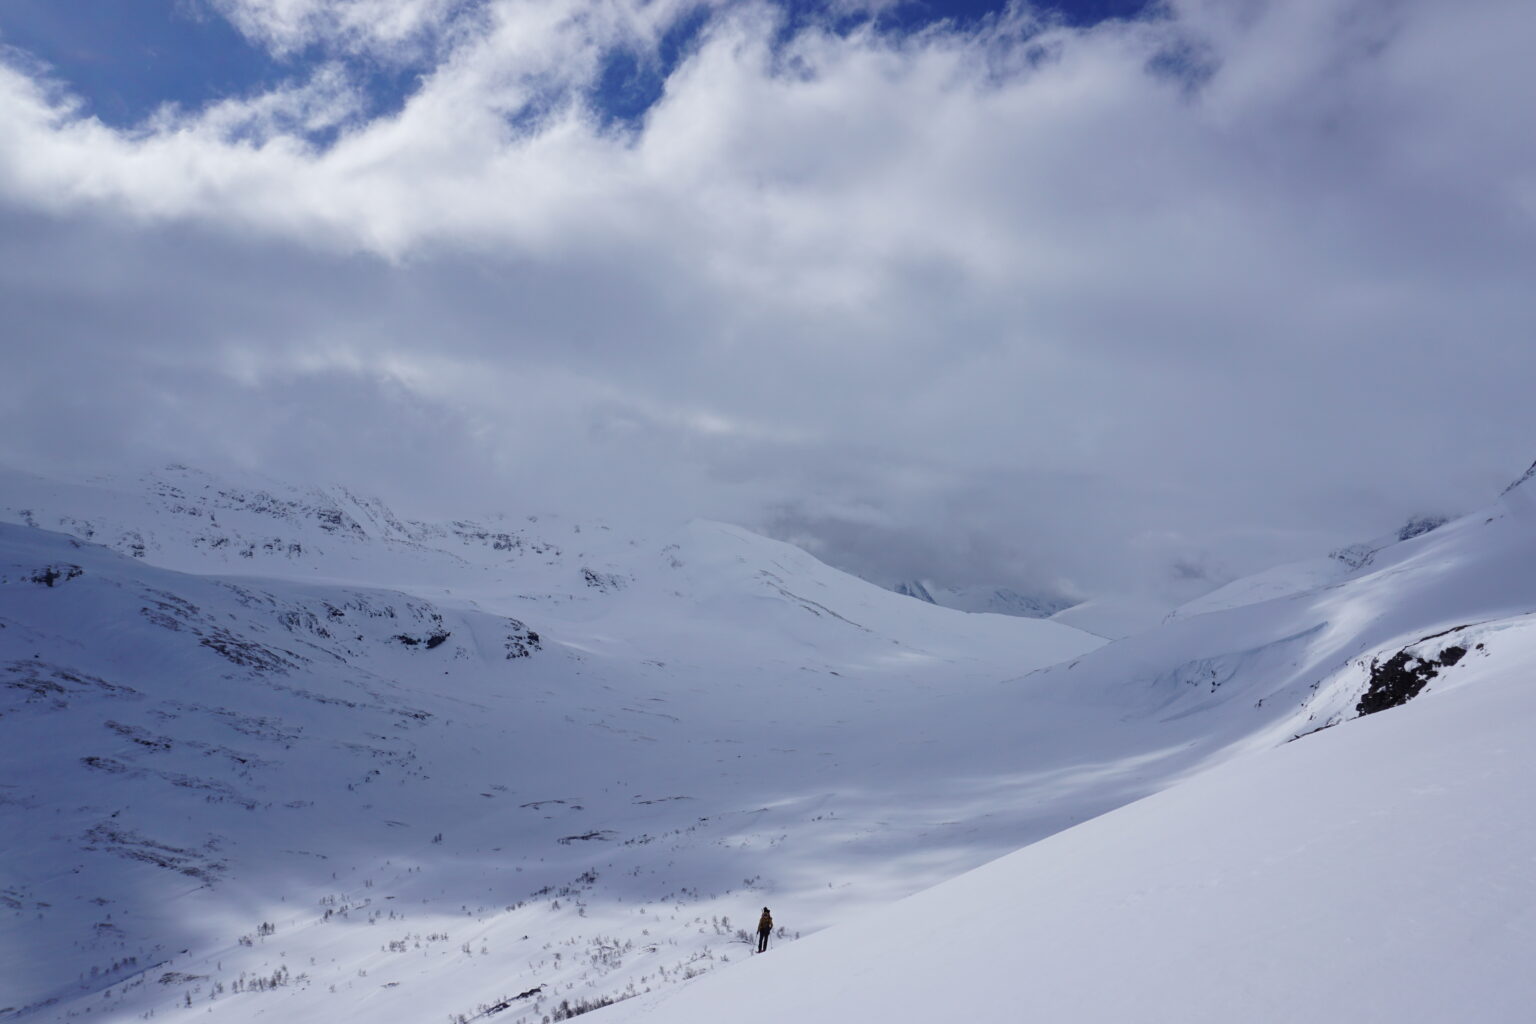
[1396,515,1448,542]
[894,580,937,604]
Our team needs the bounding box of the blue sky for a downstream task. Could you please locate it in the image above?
[0,0,1148,130]
[1,0,420,126]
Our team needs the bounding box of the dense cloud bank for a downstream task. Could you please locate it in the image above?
[2,0,1533,598]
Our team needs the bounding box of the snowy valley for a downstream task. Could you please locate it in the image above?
[3,463,1536,1023]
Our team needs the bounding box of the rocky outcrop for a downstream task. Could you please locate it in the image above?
[1357,629,1472,717]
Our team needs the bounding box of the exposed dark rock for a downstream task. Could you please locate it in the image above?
[2,661,136,712]
[1397,515,1448,542]
[557,830,616,844]
[504,619,542,659]
[82,823,225,881]
[1357,630,1470,717]
[453,524,526,552]
[396,630,451,649]
[139,608,183,631]
[80,757,259,808]
[582,567,627,591]
[1501,458,1536,495]
[1330,543,1375,571]
[105,720,173,751]
[27,564,83,587]
[894,580,937,604]
[198,627,302,671]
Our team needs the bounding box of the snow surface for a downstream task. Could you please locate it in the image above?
[602,613,1536,1023]
[0,466,1103,1023]
[3,464,1533,1023]
[1046,593,1176,639]
[595,479,1536,1023]
[1165,513,1449,623]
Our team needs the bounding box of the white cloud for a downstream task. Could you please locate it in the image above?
[206,0,471,59]
[1,0,1534,597]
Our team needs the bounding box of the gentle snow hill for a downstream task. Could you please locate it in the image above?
[1046,593,1174,639]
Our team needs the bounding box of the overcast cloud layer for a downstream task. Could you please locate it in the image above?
[2,0,1534,601]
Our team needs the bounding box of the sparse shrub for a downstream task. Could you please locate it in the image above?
[549,993,632,1020]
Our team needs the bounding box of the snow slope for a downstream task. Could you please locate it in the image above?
[1047,593,1175,639]
[595,472,1536,1023]
[601,612,1536,1024]
[0,467,1107,1023]
[1166,513,1449,623]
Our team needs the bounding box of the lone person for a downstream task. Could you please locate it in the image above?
[756,907,773,953]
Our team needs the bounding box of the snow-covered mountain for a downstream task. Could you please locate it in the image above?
[597,466,1536,1023]
[3,462,1531,1024]
[1049,511,1454,641]
[0,465,1106,1023]
[892,579,1075,619]
[1165,511,1451,623]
